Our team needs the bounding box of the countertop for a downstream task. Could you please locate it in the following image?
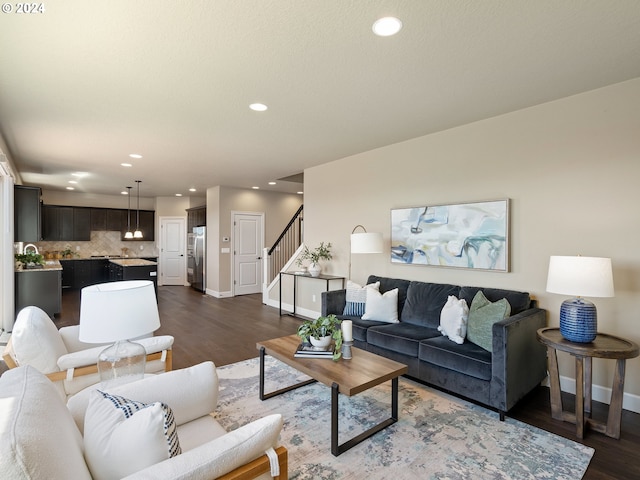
[109,258,157,267]
[15,260,63,272]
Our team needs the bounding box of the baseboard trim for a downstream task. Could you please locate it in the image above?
[558,374,640,414]
[263,298,319,320]
[205,288,232,298]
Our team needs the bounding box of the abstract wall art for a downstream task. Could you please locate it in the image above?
[390,199,510,271]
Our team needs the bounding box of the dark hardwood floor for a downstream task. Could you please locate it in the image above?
[11,286,640,479]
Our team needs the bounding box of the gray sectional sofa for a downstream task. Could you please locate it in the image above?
[322,275,547,419]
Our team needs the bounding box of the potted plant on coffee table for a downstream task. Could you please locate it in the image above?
[297,314,343,360]
[296,242,332,277]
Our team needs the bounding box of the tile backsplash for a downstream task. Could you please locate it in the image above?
[33,231,158,259]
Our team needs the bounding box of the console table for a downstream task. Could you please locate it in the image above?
[279,272,345,317]
[537,327,639,439]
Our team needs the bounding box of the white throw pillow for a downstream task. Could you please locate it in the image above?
[343,280,380,316]
[12,306,68,374]
[437,295,469,344]
[84,390,181,480]
[362,287,399,323]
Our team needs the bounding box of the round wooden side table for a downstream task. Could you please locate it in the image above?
[537,327,639,439]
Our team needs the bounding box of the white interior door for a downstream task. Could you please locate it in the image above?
[233,212,263,296]
[160,216,186,286]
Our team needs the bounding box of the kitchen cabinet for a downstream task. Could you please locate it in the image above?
[73,208,91,240]
[91,208,129,232]
[122,210,155,241]
[14,185,41,242]
[42,205,87,241]
[90,208,107,231]
[15,269,62,317]
[61,258,110,289]
[187,206,206,230]
[109,259,158,297]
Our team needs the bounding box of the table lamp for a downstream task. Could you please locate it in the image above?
[545,255,614,343]
[349,225,383,280]
[79,280,160,385]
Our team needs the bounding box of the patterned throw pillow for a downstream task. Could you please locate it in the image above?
[466,291,511,351]
[84,390,181,480]
[343,281,380,316]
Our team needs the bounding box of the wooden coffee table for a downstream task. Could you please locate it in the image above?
[256,334,408,456]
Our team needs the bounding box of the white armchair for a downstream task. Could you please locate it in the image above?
[0,362,287,479]
[2,306,173,400]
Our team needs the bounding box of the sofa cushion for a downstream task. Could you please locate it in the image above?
[437,295,469,344]
[459,286,530,315]
[84,390,182,480]
[367,275,411,316]
[466,291,512,351]
[346,316,390,342]
[362,287,399,323]
[0,366,92,480]
[12,306,68,374]
[419,336,492,381]
[400,281,461,328]
[343,280,379,316]
[367,323,440,357]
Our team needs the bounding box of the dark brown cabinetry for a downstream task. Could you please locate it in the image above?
[42,206,90,241]
[14,185,41,242]
[43,205,153,241]
[187,206,206,230]
[61,258,110,289]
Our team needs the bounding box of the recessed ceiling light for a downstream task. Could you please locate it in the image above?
[121,163,132,167]
[268,181,276,185]
[372,17,402,36]
[129,154,143,159]
[68,180,77,184]
[297,191,304,195]
[66,187,75,190]
[249,103,268,112]
[175,193,182,197]
[189,188,196,192]
[71,172,88,177]
[252,186,260,189]
[121,191,128,195]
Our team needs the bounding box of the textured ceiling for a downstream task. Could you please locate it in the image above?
[1,0,639,197]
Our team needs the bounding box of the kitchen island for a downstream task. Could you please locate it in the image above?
[15,260,62,317]
[108,258,158,297]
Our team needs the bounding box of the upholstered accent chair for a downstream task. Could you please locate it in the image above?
[0,361,287,479]
[2,306,173,400]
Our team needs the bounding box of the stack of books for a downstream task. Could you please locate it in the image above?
[294,342,334,358]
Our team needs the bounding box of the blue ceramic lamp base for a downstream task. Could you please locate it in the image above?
[559,297,597,343]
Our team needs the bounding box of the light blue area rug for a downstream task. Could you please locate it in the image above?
[214,357,593,479]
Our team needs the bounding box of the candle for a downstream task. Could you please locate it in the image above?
[342,320,353,341]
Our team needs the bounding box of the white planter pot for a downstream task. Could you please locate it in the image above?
[310,335,332,349]
[308,263,322,277]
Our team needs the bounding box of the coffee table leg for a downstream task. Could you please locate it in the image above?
[331,377,400,457]
[259,347,316,401]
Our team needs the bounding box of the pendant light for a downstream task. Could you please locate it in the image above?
[124,186,133,239]
[133,180,143,238]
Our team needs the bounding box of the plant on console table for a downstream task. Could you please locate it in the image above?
[296,242,332,277]
[297,314,343,360]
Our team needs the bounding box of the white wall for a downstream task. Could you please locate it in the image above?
[303,78,640,408]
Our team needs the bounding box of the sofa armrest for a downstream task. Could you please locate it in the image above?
[490,307,548,411]
[123,415,285,480]
[321,289,346,316]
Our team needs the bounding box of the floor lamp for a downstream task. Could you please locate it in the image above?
[79,280,160,386]
[349,225,384,280]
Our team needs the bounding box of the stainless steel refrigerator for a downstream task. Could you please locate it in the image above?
[188,226,206,292]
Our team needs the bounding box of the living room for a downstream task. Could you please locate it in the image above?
[1,2,640,478]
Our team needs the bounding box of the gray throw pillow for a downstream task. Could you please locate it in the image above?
[466,290,511,351]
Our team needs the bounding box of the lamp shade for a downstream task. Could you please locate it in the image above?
[351,232,384,254]
[79,280,160,343]
[546,256,614,298]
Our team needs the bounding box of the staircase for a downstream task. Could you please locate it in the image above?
[264,204,303,287]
